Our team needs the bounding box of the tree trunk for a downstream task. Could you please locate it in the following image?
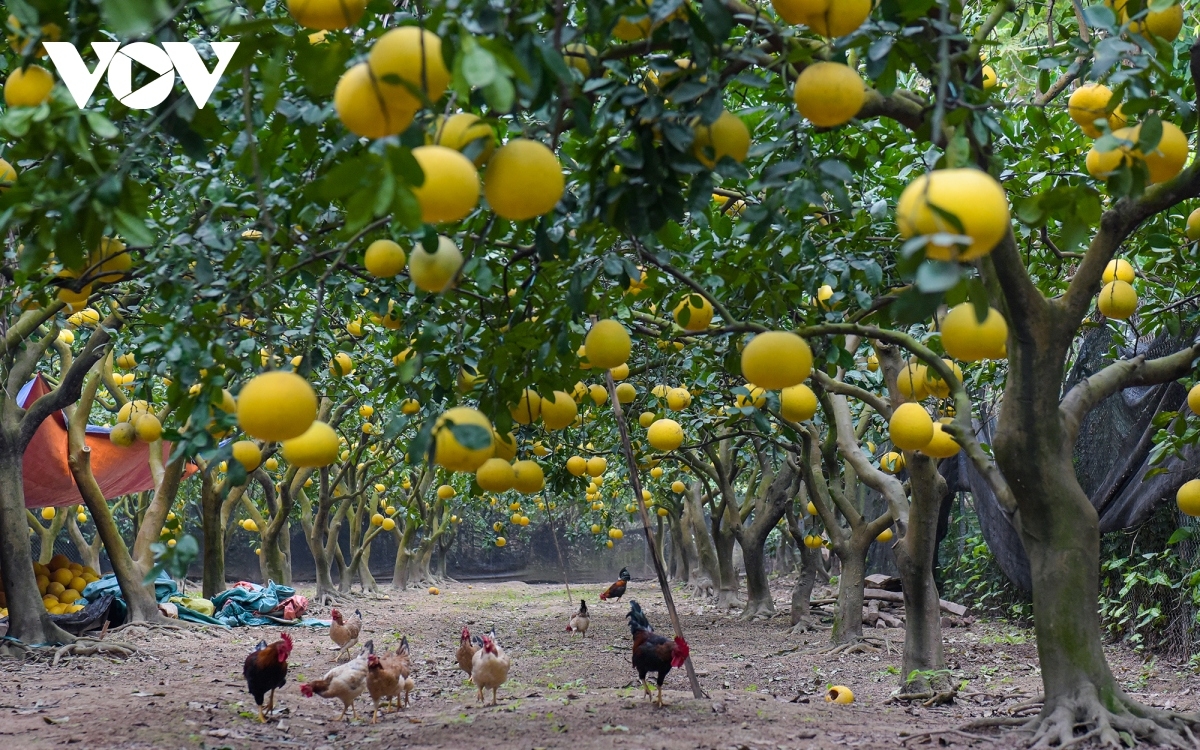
[739,530,774,619]
[200,475,225,599]
[712,518,741,609]
[32,509,68,564]
[65,511,102,573]
[685,490,718,597]
[666,511,689,583]
[831,538,868,644]
[391,524,416,591]
[0,441,74,645]
[894,453,949,692]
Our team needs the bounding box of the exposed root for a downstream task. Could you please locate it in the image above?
[52,638,137,667]
[788,616,823,634]
[314,588,349,607]
[738,600,776,621]
[1004,685,1200,750]
[1007,696,1045,717]
[687,578,715,599]
[821,638,882,656]
[889,686,958,707]
[901,728,989,745]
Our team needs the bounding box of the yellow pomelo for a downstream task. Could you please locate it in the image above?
[589,383,608,405]
[667,387,692,410]
[495,536,507,547]
[566,455,587,476]
[981,65,997,90]
[615,382,637,404]
[0,158,14,191]
[613,2,657,41]
[897,361,929,401]
[87,236,132,284]
[430,113,495,167]
[359,405,375,418]
[880,451,904,474]
[281,421,340,467]
[563,43,598,74]
[1068,83,1122,138]
[118,400,151,423]
[133,414,162,442]
[1177,479,1200,516]
[1097,280,1137,319]
[409,235,463,293]
[803,0,871,36]
[329,352,354,377]
[741,331,813,390]
[921,423,961,459]
[512,460,545,493]
[382,518,396,531]
[232,441,262,472]
[586,456,607,476]
[671,480,686,493]
[287,0,366,29]
[484,139,564,220]
[793,62,864,128]
[540,391,578,430]
[639,411,657,428]
[110,421,137,447]
[781,383,818,422]
[116,353,137,370]
[411,145,481,223]
[1187,208,1200,240]
[368,27,451,110]
[237,371,318,442]
[401,398,421,414]
[432,407,494,472]
[889,402,934,451]
[770,0,829,24]
[923,360,962,399]
[585,319,631,369]
[876,528,894,543]
[510,388,542,425]
[1103,258,1135,284]
[673,293,714,331]
[896,169,1011,261]
[647,419,684,451]
[693,110,750,168]
[3,64,54,107]
[334,63,415,139]
[437,484,456,500]
[1142,121,1189,184]
[1189,383,1200,414]
[610,363,630,380]
[1132,4,1184,40]
[940,303,1008,361]
[364,239,406,278]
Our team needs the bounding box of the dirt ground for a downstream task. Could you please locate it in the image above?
[1,576,1196,750]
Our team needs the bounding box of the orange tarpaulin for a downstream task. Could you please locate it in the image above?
[19,375,193,508]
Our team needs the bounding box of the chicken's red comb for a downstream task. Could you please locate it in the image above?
[671,636,690,668]
[300,683,314,698]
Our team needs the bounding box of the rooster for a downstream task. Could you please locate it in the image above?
[456,627,484,677]
[567,600,590,637]
[627,601,690,707]
[599,567,631,602]
[243,632,293,722]
[329,608,363,661]
[300,640,374,721]
[470,632,511,706]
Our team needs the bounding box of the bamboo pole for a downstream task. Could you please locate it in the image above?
[605,371,706,700]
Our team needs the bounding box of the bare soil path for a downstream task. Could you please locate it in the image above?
[1,578,1193,749]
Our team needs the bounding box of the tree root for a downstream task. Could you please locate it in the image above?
[52,638,137,667]
[901,728,990,745]
[738,601,776,621]
[821,638,882,656]
[314,588,350,607]
[788,617,825,634]
[1026,688,1200,750]
[889,686,958,707]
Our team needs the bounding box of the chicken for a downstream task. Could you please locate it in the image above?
[300,640,374,721]
[567,599,590,637]
[243,632,293,722]
[627,600,690,707]
[599,567,631,602]
[470,632,511,706]
[366,636,415,722]
[329,608,362,661]
[456,627,483,677]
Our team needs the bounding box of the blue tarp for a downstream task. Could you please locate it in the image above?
[83,575,328,628]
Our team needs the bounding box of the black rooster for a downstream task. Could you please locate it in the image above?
[243,632,293,722]
[626,600,690,707]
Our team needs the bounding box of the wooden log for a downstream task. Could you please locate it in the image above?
[864,588,968,617]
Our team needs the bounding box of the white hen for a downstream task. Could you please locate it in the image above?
[470,632,510,706]
[301,640,374,721]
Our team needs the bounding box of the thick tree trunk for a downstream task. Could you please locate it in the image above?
[0,442,73,645]
[391,524,416,591]
[685,490,718,597]
[65,512,102,573]
[790,545,818,629]
[831,539,868,644]
[201,478,225,599]
[712,519,741,609]
[666,512,689,583]
[894,452,949,692]
[739,531,774,619]
[33,509,68,564]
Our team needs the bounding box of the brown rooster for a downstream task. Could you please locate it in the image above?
[243,632,293,722]
[456,627,483,677]
[599,567,631,602]
[366,636,416,722]
[329,608,362,661]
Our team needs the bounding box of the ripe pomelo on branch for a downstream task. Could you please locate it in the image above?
[692,110,750,168]
[673,293,713,331]
[231,441,262,472]
[281,422,340,467]
[237,371,318,442]
[429,113,496,167]
[540,391,578,430]
[889,402,934,451]
[781,383,817,422]
[896,168,1011,261]
[3,64,54,108]
[1097,280,1138,319]
[484,139,565,220]
[1103,259,1135,284]
[334,63,415,139]
[368,27,451,110]
[740,331,812,390]
[647,419,684,451]
[432,407,494,472]
[409,235,463,293]
[476,458,515,492]
[287,0,366,30]
[364,239,406,278]
[939,303,1008,362]
[801,0,871,36]
[512,460,545,493]
[793,62,864,128]
[920,423,961,458]
[584,319,631,369]
[410,145,481,223]
[1067,83,1124,138]
[510,388,542,424]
